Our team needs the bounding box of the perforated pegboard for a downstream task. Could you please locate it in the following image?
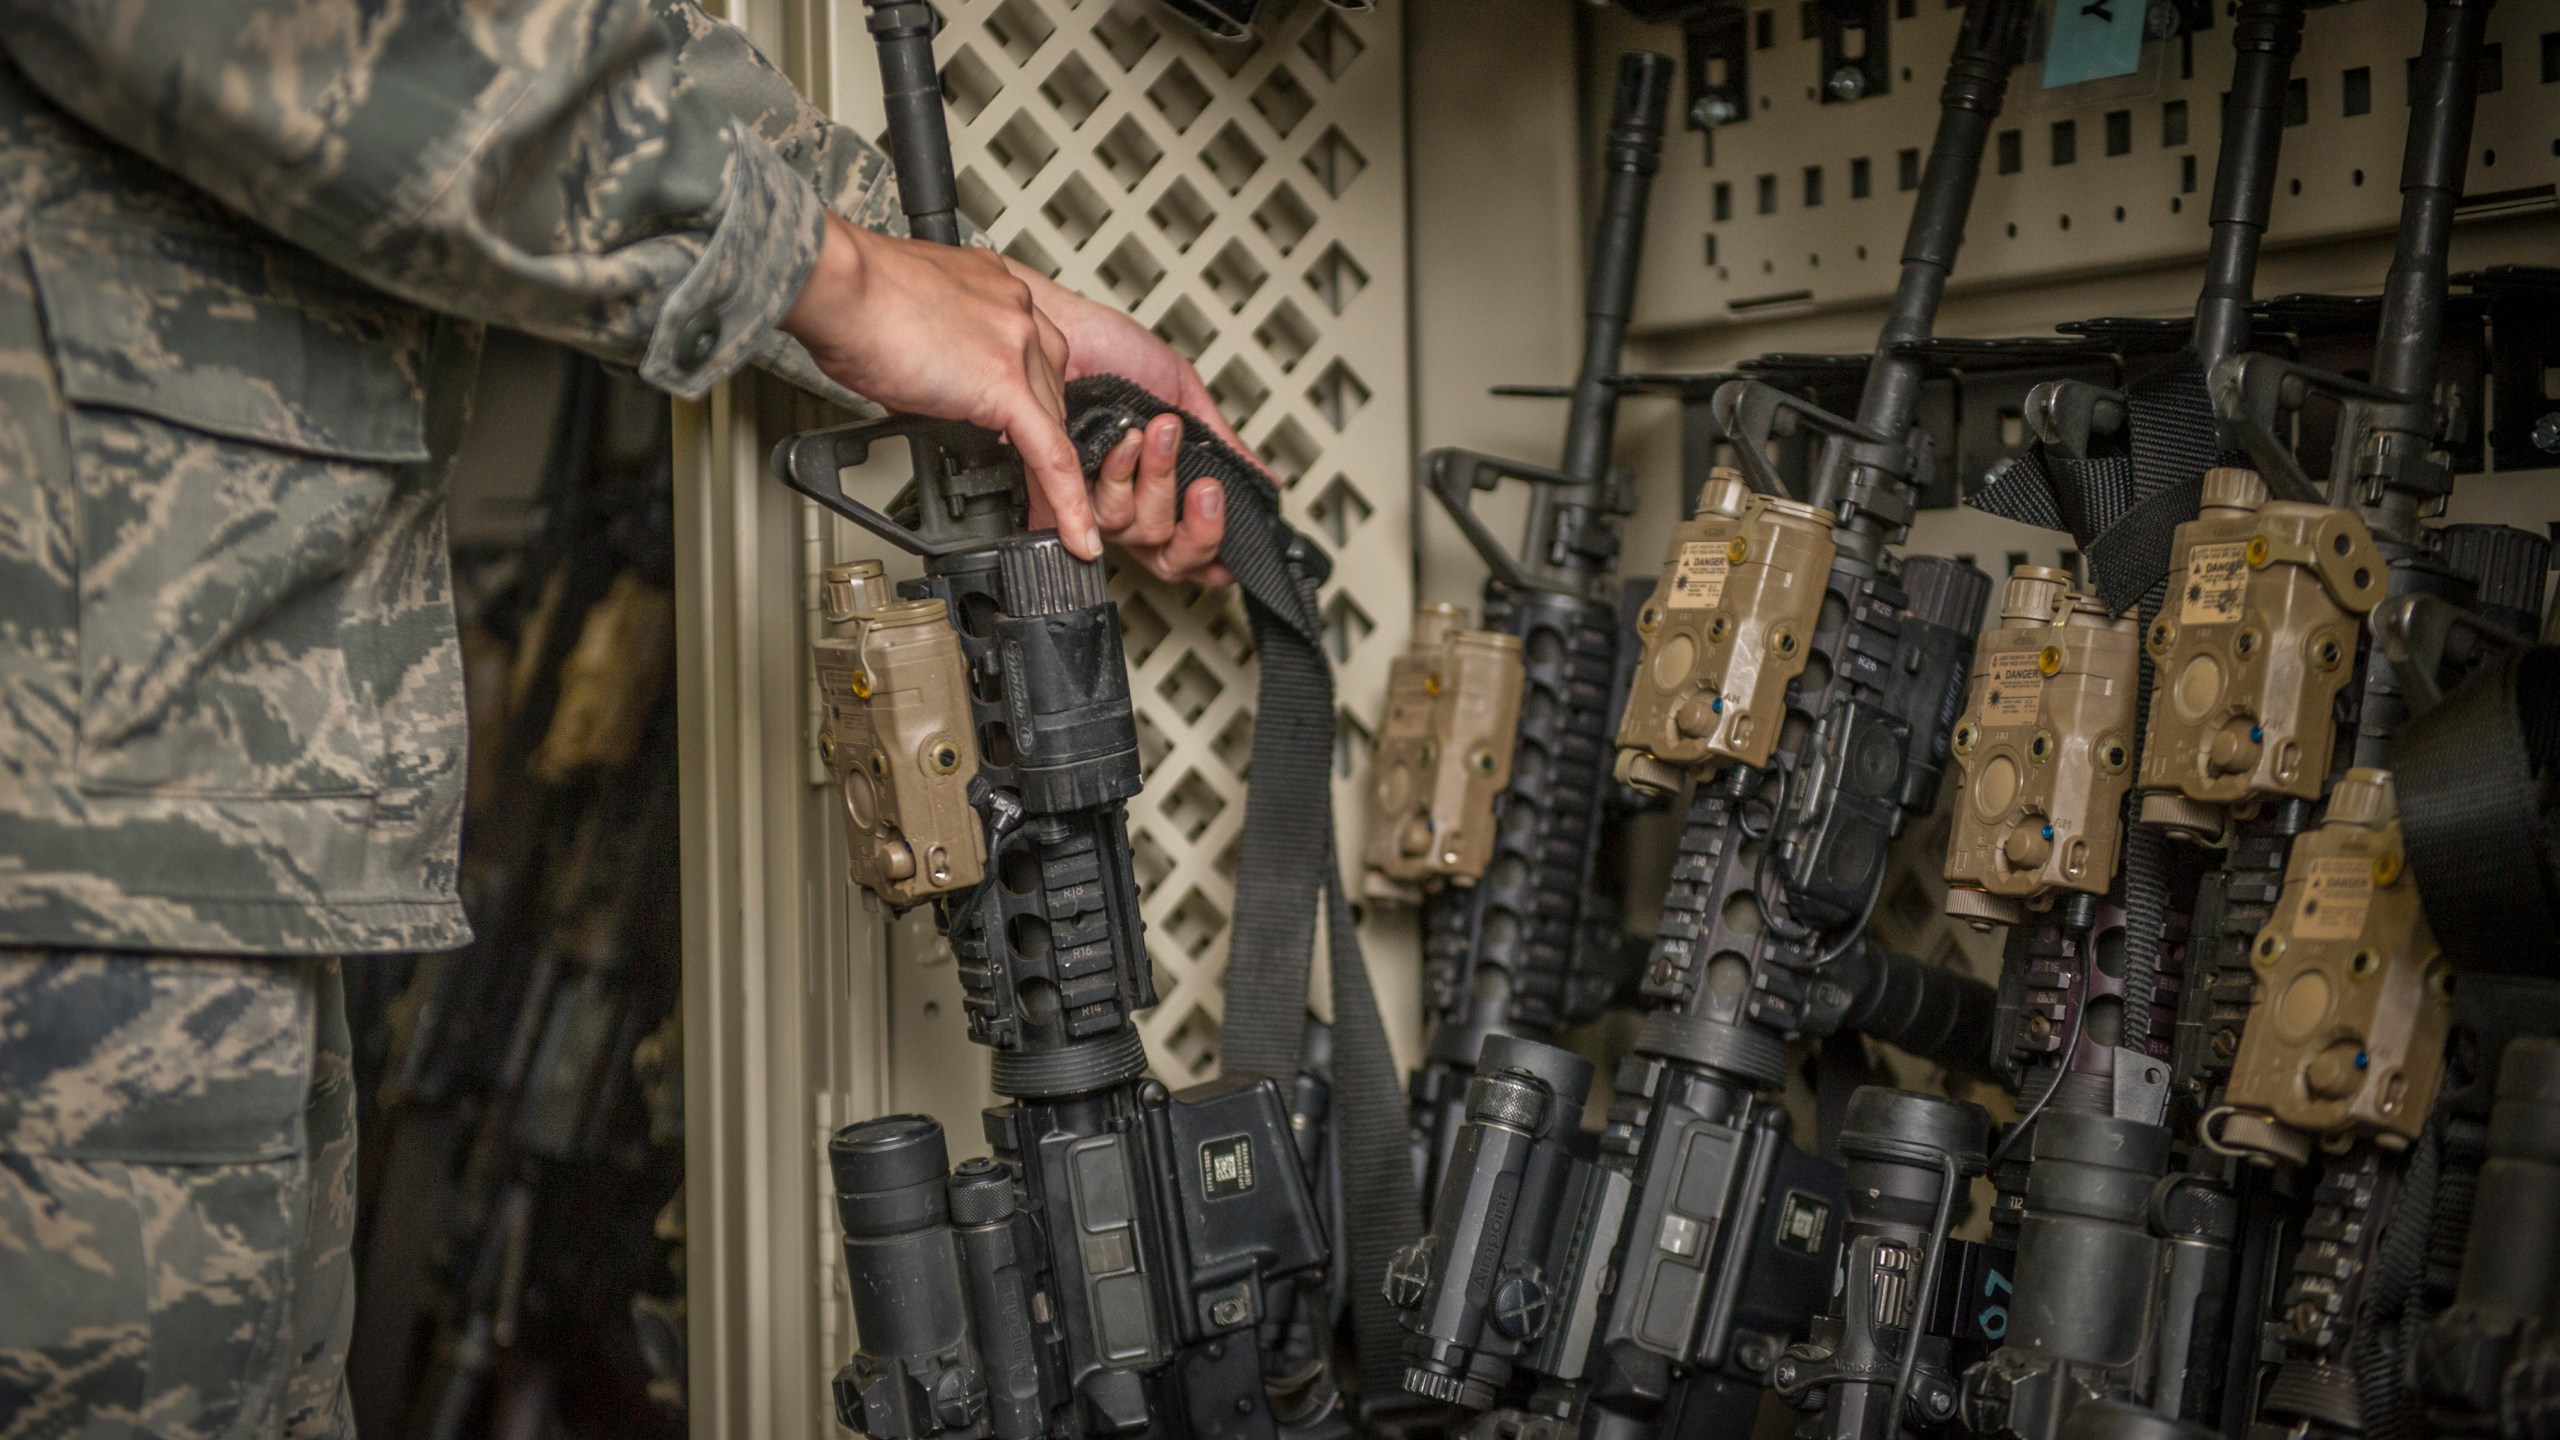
[817,0,1418,1093]
[1595,0,2560,328]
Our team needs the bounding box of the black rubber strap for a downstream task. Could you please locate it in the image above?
[1063,375,1420,1406]
[2393,646,2560,976]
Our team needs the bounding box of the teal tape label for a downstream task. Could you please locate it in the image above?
[2042,0,2147,89]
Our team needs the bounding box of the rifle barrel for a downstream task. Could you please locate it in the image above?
[1816,0,2027,535]
[2195,0,2308,374]
[1504,52,1674,595]
[866,0,965,247]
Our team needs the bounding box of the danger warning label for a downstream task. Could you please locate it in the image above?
[1668,542,1731,610]
[2180,542,2249,626]
[1982,651,2044,726]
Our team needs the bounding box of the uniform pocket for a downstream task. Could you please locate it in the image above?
[0,951,316,1164]
[26,217,433,798]
[0,952,324,1433]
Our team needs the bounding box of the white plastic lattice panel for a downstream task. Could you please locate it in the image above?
[1596,1,2560,329]
[821,0,1414,1091]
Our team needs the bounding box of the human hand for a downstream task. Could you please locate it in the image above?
[1083,416,1236,585]
[1011,261,1251,585]
[780,215,1102,558]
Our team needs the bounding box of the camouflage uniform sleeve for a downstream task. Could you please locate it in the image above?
[655,0,903,229]
[655,0,979,415]
[0,0,827,402]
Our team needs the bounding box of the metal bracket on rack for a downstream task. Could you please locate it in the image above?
[1614,0,1752,131]
[1815,0,1892,104]
[2466,267,2560,471]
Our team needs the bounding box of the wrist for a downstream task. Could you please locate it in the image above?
[781,215,868,345]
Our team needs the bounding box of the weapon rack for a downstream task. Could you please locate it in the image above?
[673,0,2560,1435]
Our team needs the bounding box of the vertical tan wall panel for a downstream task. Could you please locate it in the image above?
[1405,0,1587,609]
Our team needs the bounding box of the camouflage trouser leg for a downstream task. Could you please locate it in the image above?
[0,951,357,1440]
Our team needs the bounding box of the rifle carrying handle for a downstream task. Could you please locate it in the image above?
[776,414,1046,561]
[1709,377,1905,503]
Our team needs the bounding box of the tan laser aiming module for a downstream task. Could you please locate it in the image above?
[2138,467,2386,840]
[1615,468,1836,795]
[1943,566,2141,929]
[1362,602,1527,902]
[2211,769,2450,1168]
[814,560,986,908]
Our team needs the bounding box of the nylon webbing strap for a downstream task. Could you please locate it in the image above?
[1968,450,2070,533]
[1063,375,1421,1405]
[1968,356,2218,615]
[2086,359,2219,613]
[2053,455,2135,548]
[2393,645,2560,976]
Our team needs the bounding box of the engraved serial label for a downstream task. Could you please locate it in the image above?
[1198,1134,1256,1199]
[1776,1190,1831,1257]
[2295,856,2375,942]
[1667,543,1731,610]
[2180,541,2251,626]
[1982,650,2045,726]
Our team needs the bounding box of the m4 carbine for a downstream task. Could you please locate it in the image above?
[779,7,1352,1438]
[1952,5,2314,1435]
[2194,6,2549,1435]
[1365,50,1672,1203]
[1958,5,2554,1438]
[1388,3,2033,1436]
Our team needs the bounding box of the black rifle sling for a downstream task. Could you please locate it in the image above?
[1965,452,2071,534]
[1969,355,2220,617]
[1063,374,1421,1399]
[2085,359,2221,615]
[2393,645,2560,976]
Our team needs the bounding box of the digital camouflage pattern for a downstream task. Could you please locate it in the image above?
[661,1,970,409]
[0,0,902,954]
[0,951,357,1438]
[0,0,914,1423]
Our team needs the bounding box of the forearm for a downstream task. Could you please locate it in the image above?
[0,0,823,399]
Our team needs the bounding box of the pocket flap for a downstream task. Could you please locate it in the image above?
[28,218,430,464]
